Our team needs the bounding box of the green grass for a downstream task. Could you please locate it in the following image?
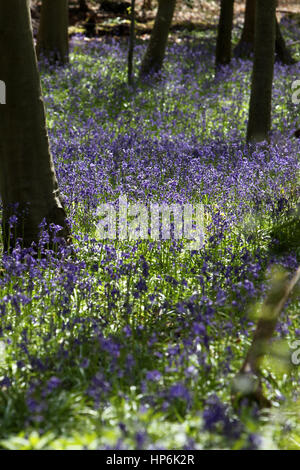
[0,28,300,449]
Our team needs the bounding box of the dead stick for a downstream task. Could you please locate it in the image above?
[287,40,300,46]
[232,266,300,407]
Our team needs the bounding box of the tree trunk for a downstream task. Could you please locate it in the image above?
[36,0,69,65]
[79,0,88,12]
[246,0,276,143]
[275,19,296,65]
[140,0,176,78]
[0,0,69,250]
[235,0,295,64]
[128,0,136,85]
[215,0,234,68]
[234,0,256,58]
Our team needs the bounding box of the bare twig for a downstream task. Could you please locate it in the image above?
[232,266,300,408]
[287,40,300,46]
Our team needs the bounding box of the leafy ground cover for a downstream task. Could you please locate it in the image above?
[0,22,299,449]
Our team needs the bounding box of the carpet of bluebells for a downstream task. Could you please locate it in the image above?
[0,21,300,449]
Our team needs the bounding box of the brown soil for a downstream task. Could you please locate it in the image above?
[30,1,300,39]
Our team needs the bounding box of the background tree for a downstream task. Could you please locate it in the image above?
[79,0,88,12]
[235,0,295,64]
[247,0,276,143]
[215,0,234,68]
[84,11,97,37]
[0,0,69,250]
[234,0,255,58]
[275,18,296,65]
[140,0,176,78]
[37,0,69,65]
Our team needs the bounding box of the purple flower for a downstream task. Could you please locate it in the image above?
[46,376,62,392]
[146,370,161,382]
[0,377,11,388]
[203,394,227,431]
[79,358,90,369]
[168,383,190,402]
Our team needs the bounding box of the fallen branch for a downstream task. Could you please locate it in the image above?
[276,9,300,14]
[287,40,300,46]
[232,266,300,408]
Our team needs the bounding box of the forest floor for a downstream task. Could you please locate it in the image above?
[30,0,300,40]
[0,2,300,452]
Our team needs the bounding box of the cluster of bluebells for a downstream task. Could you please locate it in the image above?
[0,24,299,449]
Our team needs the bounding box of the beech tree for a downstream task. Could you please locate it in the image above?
[79,0,88,12]
[0,0,69,250]
[247,0,276,143]
[215,0,234,68]
[235,0,295,64]
[36,0,69,65]
[234,0,255,58]
[275,19,296,65]
[140,0,176,78]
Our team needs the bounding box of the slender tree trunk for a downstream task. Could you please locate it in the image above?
[79,0,88,12]
[36,0,69,65]
[128,0,136,85]
[140,0,176,78]
[215,0,234,68]
[234,0,256,58]
[275,19,296,65]
[84,12,97,37]
[235,0,295,64]
[246,0,276,143]
[0,0,69,250]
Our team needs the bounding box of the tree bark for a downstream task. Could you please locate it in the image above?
[235,0,295,64]
[215,0,234,68]
[140,0,176,78]
[275,19,296,65]
[246,0,276,143]
[79,0,88,12]
[234,0,256,58]
[36,0,69,65]
[0,0,69,250]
